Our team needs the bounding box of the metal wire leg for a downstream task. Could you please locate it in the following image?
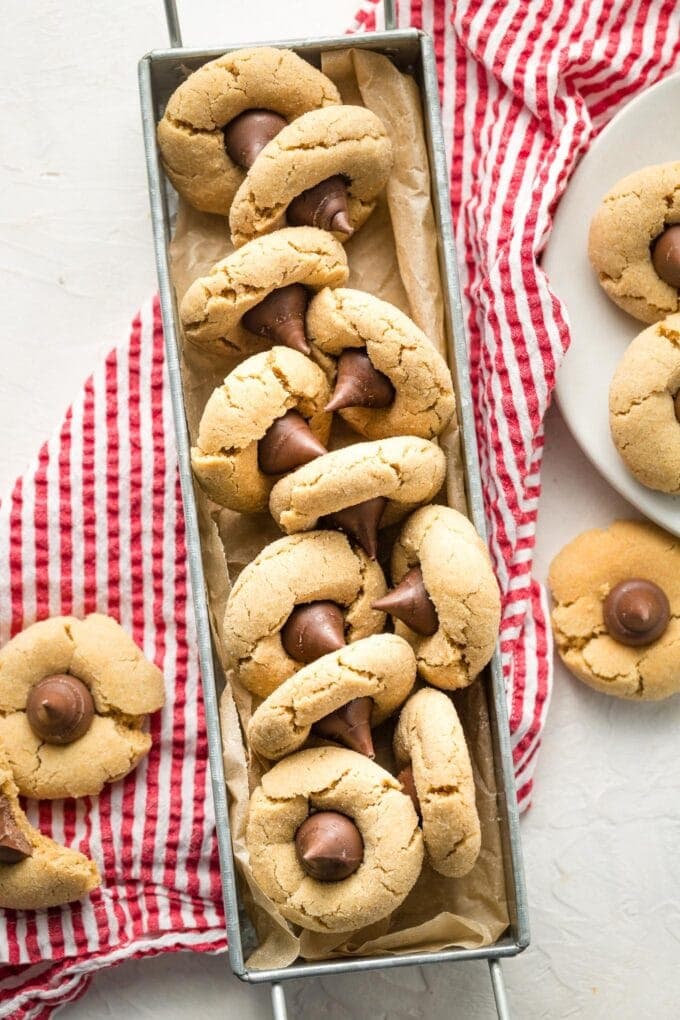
[383,0,397,30]
[163,0,182,47]
[488,960,511,1020]
[271,982,288,1020]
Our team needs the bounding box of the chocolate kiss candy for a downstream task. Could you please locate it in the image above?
[652,225,680,289]
[287,175,354,238]
[0,796,32,865]
[327,496,387,560]
[314,696,375,758]
[325,349,396,413]
[281,601,346,663]
[26,674,95,745]
[674,390,680,424]
[242,283,311,354]
[223,108,287,169]
[258,410,327,476]
[372,566,439,637]
[397,765,421,817]
[295,810,364,881]
[602,578,671,647]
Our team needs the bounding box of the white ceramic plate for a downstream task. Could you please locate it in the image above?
[543,72,680,536]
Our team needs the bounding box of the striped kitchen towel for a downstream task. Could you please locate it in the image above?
[353,0,680,808]
[0,300,226,1018]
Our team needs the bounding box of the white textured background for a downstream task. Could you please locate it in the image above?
[1,1,679,1017]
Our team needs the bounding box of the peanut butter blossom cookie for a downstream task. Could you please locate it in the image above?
[307,287,456,440]
[269,436,447,559]
[229,106,394,248]
[393,688,480,878]
[588,161,680,323]
[191,346,331,513]
[246,747,423,932]
[375,505,501,690]
[0,745,100,909]
[157,47,341,215]
[549,520,680,699]
[609,312,680,494]
[180,227,348,356]
[0,614,165,798]
[248,633,416,761]
[222,530,387,698]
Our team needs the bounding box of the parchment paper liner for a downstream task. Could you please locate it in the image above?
[167,48,509,969]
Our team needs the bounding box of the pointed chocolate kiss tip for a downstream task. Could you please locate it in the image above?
[325,349,395,413]
[258,410,327,476]
[327,497,386,559]
[330,209,354,238]
[314,697,375,758]
[372,565,439,636]
[241,283,310,352]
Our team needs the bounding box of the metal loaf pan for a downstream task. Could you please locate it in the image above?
[138,5,529,1017]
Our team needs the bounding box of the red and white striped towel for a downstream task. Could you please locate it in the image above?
[0,300,226,1018]
[353,0,680,808]
[2,1,679,1014]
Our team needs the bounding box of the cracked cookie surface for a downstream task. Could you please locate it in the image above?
[248,633,416,761]
[588,161,680,323]
[223,531,387,698]
[269,436,447,536]
[246,746,423,932]
[0,746,101,909]
[393,688,480,878]
[609,313,680,493]
[229,106,394,248]
[191,346,331,513]
[388,505,501,690]
[157,47,340,216]
[548,519,680,699]
[307,287,456,440]
[180,227,348,355]
[0,615,165,798]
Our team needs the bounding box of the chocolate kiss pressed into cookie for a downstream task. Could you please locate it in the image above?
[258,410,327,475]
[314,696,375,758]
[0,796,32,865]
[325,349,395,413]
[325,496,387,560]
[372,566,439,637]
[242,283,311,355]
[652,224,680,289]
[602,578,671,647]
[397,765,421,817]
[26,674,95,746]
[288,175,354,238]
[295,810,364,881]
[674,390,680,424]
[223,108,288,170]
[281,601,346,663]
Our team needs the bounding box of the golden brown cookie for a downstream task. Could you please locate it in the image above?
[393,688,480,878]
[0,746,100,909]
[307,287,456,440]
[549,520,680,699]
[269,436,447,541]
[0,615,165,798]
[246,746,423,932]
[229,106,394,247]
[157,47,341,215]
[383,505,501,690]
[180,228,349,356]
[609,313,680,493]
[223,531,387,698]
[191,346,331,513]
[588,162,680,323]
[248,634,416,761]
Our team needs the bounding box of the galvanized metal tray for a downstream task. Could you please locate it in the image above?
[138,3,529,1016]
